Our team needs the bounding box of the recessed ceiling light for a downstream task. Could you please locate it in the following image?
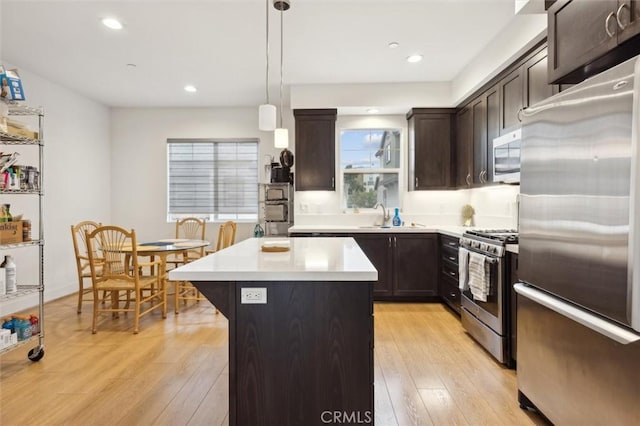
[406,54,423,63]
[388,42,399,49]
[184,85,197,93]
[367,108,380,114]
[102,17,123,30]
[126,63,137,68]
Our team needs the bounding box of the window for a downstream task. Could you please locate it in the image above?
[167,139,258,222]
[340,129,401,209]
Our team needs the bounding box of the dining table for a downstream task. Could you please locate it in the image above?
[131,239,210,282]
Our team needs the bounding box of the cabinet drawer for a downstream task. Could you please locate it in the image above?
[441,245,459,265]
[440,235,460,249]
[441,259,459,281]
[440,273,461,314]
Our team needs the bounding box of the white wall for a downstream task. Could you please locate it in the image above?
[1,61,111,316]
[110,107,292,245]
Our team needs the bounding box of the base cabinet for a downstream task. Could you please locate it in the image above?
[391,234,439,298]
[352,234,393,298]
[356,233,438,300]
[294,232,439,301]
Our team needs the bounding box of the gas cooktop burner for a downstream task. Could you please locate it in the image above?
[463,229,518,244]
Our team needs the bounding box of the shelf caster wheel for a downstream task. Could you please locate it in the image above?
[28,346,44,362]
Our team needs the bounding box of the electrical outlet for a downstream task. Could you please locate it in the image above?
[241,287,267,304]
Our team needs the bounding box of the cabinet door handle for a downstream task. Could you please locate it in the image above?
[616,3,629,30]
[393,236,397,248]
[415,177,418,188]
[448,256,456,261]
[605,11,617,38]
[450,292,457,298]
[448,242,457,247]
[449,271,456,277]
[388,236,392,248]
[466,173,472,186]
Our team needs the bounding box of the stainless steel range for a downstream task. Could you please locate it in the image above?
[459,229,517,365]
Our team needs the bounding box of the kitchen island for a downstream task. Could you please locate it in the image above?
[168,237,377,426]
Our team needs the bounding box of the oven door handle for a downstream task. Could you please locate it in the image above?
[461,245,500,263]
[514,283,640,345]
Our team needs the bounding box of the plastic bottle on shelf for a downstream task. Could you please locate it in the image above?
[392,208,402,227]
[15,316,31,341]
[2,317,14,333]
[29,314,39,335]
[1,255,17,293]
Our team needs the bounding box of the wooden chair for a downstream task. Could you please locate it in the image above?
[166,217,206,269]
[86,225,167,334]
[71,221,103,314]
[172,217,208,313]
[216,221,237,251]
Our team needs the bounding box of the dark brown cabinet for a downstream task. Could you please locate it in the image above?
[456,106,473,188]
[548,0,640,84]
[407,109,455,190]
[292,232,439,301]
[352,234,393,298]
[456,85,498,187]
[293,109,337,191]
[523,49,555,108]
[499,68,524,135]
[439,235,461,314]
[393,234,439,298]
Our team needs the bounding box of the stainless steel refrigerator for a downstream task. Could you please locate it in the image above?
[515,55,640,424]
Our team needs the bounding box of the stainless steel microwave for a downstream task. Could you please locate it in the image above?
[492,128,521,183]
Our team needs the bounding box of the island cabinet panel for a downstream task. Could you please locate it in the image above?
[294,109,337,191]
[353,234,393,298]
[193,280,374,426]
[392,234,439,298]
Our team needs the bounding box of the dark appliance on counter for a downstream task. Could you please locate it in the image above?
[270,148,294,184]
[515,55,640,424]
[459,229,518,367]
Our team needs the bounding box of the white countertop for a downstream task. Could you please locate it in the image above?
[168,237,378,282]
[288,225,470,238]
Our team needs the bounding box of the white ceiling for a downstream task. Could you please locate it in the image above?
[0,0,520,108]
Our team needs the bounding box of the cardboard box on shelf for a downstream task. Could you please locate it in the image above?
[0,221,23,244]
[6,119,38,139]
[0,66,25,101]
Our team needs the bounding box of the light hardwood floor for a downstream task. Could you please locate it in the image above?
[1,296,547,425]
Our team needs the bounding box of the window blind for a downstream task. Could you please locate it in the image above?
[167,139,258,219]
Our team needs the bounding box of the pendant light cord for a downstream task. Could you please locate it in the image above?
[279,5,284,128]
[265,0,270,104]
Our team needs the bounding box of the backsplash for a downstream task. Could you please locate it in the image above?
[294,185,519,229]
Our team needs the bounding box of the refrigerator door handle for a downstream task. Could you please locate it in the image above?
[514,283,640,344]
[630,58,640,331]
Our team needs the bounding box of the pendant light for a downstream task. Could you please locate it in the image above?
[273,0,290,148]
[258,0,276,131]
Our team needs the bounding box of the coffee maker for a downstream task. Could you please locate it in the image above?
[270,148,294,184]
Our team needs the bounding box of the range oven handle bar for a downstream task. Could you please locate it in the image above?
[459,245,501,262]
[514,283,640,345]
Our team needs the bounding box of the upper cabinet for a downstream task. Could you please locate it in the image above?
[455,42,554,188]
[548,0,640,84]
[293,109,337,191]
[456,105,473,188]
[498,68,523,135]
[407,108,455,190]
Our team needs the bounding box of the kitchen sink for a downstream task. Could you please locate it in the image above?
[357,225,391,229]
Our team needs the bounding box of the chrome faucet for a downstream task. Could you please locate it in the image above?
[374,203,390,226]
